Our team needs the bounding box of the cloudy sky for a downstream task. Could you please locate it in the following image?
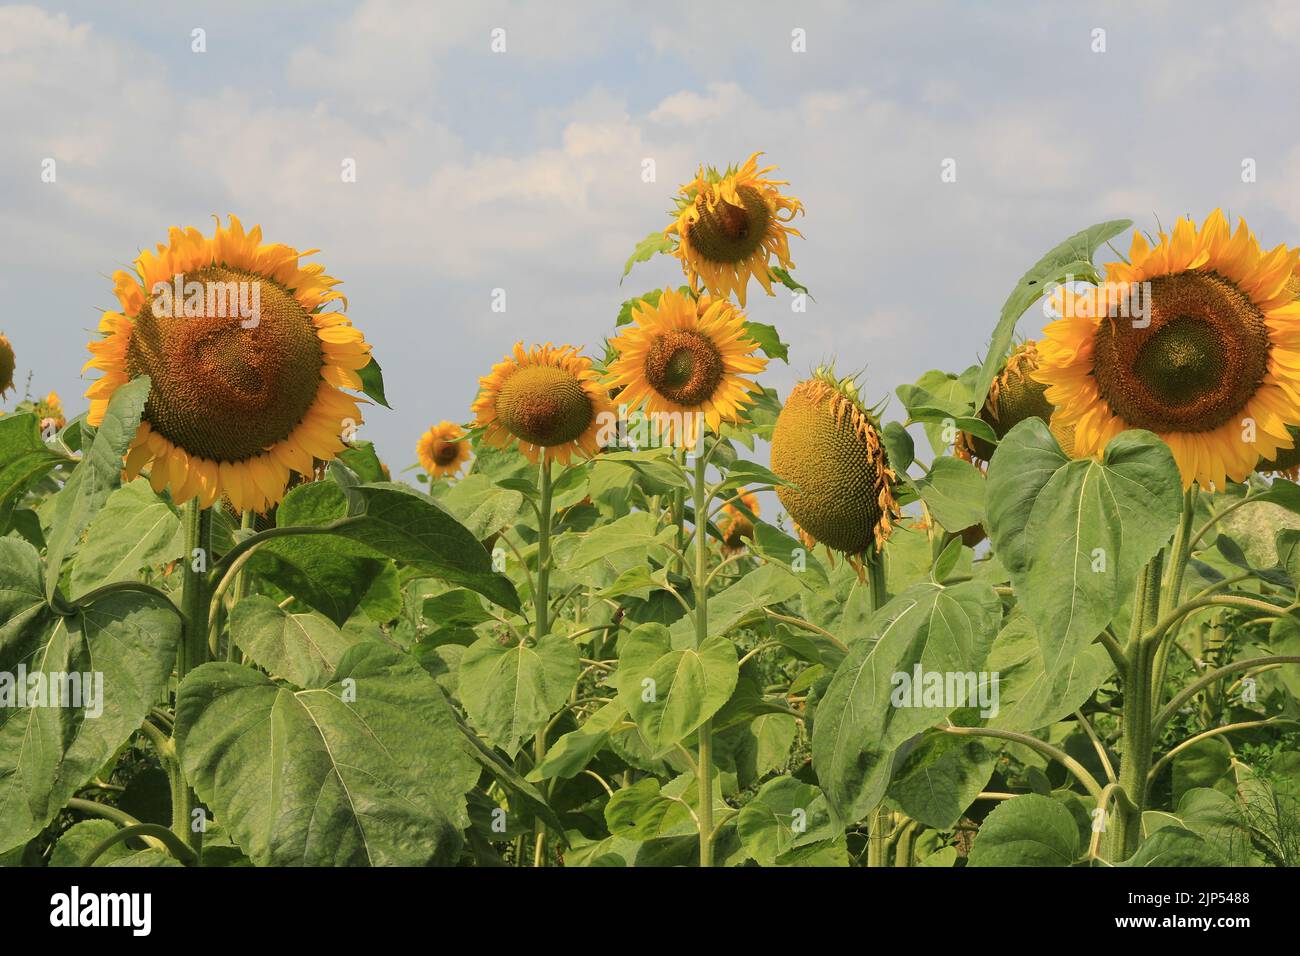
[5,0,1300,478]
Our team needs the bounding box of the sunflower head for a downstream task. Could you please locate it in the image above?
[418,420,472,479]
[0,334,14,397]
[720,489,759,555]
[666,153,803,307]
[472,343,612,465]
[1034,210,1300,490]
[36,391,65,432]
[955,341,1055,464]
[771,369,899,563]
[606,288,767,447]
[84,216,372,513]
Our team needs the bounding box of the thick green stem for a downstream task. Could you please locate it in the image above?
[691,450,715,867]
[173,500,212,859]
[1151,487,1197,706]
[862,549,890,866]
[1109,553,1163,860]
[224,509,256,662]
[532,458,553,866]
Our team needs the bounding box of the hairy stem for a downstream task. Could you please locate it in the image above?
[692,450,715,868]
[532,457,553,867]
[173,500,212,859]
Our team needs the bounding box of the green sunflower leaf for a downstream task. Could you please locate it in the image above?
[620,231,675,282]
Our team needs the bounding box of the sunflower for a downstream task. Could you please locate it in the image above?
[666,153,803,307]
[0,333,14,397]
[418,420,472,478]
[771,370,899,566]
[955,341,1055,465]
[1034,210,1300,489]
[84,216,371,513]
[720,489,759,555]
[605,289,767,447]
[471,343,612,465]
[36,392,65,432]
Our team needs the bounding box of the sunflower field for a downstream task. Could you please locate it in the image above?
[2,153,1299,874]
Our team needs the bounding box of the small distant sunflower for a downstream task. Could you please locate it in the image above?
[418,420,472,478]
[36,392,65,432]
[720,489,759,555]
[472,343,612,465]
[1035,210,1300,489]
[955,341,1055,465]
[605,288,767,447]
[0,333,14,397]
[666,152,803,307]
[84,216,372,513]
[771,370,899,568]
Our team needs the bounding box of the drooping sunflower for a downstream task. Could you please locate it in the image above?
[955,341,1056,465]
[0,333,14,397]
[770,370,900,566]
[471,343,613,465]
[1034,210,1300,489]
[605,288,768,447]
[84,216,372,513]
[666,153,803,307]
[720,489,759,555]
[418,420,472,479]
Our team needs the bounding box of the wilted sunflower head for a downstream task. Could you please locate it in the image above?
[1034,210,1300,490]
[666,153,804,307]
[418,420,472,479]
[606,288,767,447]
[720,489,759,555]
[84,216,372,513]
[0,333,14,397]
[771,369,899,564]
[956,341,1055,464]
[472,343,612,465]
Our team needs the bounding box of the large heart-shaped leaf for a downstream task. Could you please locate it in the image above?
[984,609,1115,732]
[967,793,1080,867]
[914,456,986,531]
[811,580,1001,824]
[614,623,738,756]
[175,643,478,866]
[256,481,519,615]
[70,479,181,598]
[230,594,361,687]
[736,775,838,865]
[458,633,580,756]
[987,419,1182,673]
[43,376,151,599]
[0,537,181,853]
[886,731,995,830]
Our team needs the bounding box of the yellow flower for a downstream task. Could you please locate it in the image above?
[720,489,759,555]
[37,391,65,431]
[418,420,472,478]
[666,152,803,306]
[84,215,372,513]
[1034,210,1300,489]
[605,288,767,447]
[471,342,612,465]
[0,333,14,397]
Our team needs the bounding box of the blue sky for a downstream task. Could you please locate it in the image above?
[5,0,1300,487]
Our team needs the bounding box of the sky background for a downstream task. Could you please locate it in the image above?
[6,0,1300,494]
